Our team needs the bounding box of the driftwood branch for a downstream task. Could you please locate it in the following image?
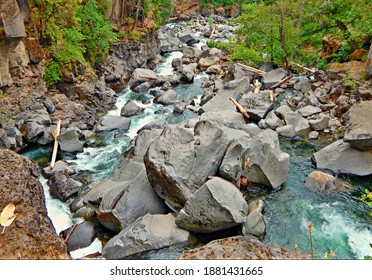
[229,97,250,123]
[269,76,291,90]
[290,62,315,73]
[64,223,78,244]
[237,63,267,77]
[50,119,61,168]
[209,24,216,39]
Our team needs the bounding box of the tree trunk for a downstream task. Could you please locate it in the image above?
[132,0,141,31]
[279,0,288,69]
[121,0,126,22]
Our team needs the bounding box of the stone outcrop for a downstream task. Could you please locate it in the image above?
[0,0,29,87]
[0,149,69,259]
[305,170,349,193]
[179,236,309,260]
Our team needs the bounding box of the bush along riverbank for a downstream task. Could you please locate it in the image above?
[1,1,372,260]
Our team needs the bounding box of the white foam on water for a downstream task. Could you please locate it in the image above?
[156,51,183,76]
[301,202,372,259]
[69,238,103,259]
[39,176,73,234]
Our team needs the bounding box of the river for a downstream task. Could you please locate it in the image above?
[22,48,372,260]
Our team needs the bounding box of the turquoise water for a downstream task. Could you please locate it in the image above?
[264,138,372,259]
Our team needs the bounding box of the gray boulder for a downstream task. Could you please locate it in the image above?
[243,129,290,189]
[131,68,158,82]
[58,127,84,153]
[197,48,222,71]
[242,200,266,241]
[276,125,296,138]
[153,89,178,105]
[42,160,75,179]
[239,91,274,123]
[97,167,168,233]
[20,121,44,142]
[175,177,248,233]
[177,64,195,82]
[312,140,372,176]
[179,33,199,45]
[297,105,322,117]
[144,120,230,211]
[224,64,252,83]
[201,78,250,113]
[102,213,190,259]
[63,221,96,252]
[308,113,329,131]
[49,170,82,201]
[96,115,131,132]
[344,101,372,151]
[219,139,247,182]
[262,68,287,89]
[120,100,144,117]
[264,111,282,130]
[276,105,310,135]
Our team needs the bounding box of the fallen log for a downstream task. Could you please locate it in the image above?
[50,119,61,169]
[229,97,250,123]
[290,62,315,73]
[237,63,267,77]
[269,76,291,90]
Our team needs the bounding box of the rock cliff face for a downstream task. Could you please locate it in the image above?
[0,149,69,259]
[0,0,29,87]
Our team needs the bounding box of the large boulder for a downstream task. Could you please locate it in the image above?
[178,33,199,45]
[312,140,372,176]
[102,213,190,259]
[343,101,372,151]
[96,167,169,233]
[0,149,69,259]
[197,48,222,71]
[96,115,131,132]
[177,64,195,82]
[179,236,309,260]
[276,105,310,135]
[239,91,274,123]
[201,78,250,113]
[49,170,82,202]
[243,129,290,189]
[153,89,178,105]
[144,120,230,211]
[175,177,248,233]
[120,100,144,117]
[57,127,84,153]
[262,68,287,89]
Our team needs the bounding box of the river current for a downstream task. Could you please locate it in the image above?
[22,49,372,260]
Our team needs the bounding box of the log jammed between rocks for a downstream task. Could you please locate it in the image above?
[236,63,267,77]
[50,119,61,168]
[229,97,250,123]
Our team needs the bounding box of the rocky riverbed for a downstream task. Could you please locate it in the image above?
[1,11,372,260]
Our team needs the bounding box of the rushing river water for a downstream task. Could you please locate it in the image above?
[22,49,372,260]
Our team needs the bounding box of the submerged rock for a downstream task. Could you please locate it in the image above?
[305,170,349,193]
[102,213,190,259]
[175,177,248,233]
